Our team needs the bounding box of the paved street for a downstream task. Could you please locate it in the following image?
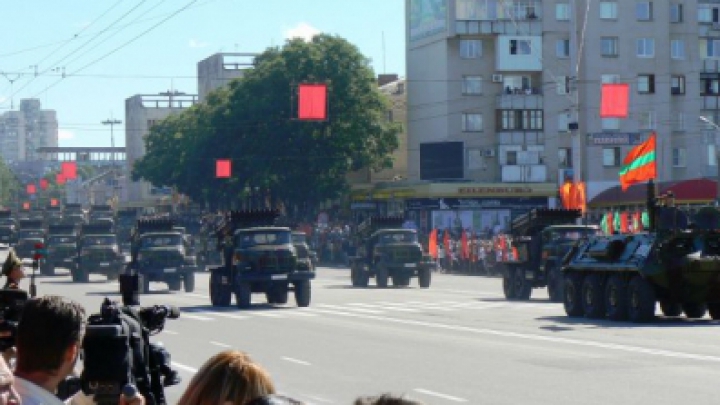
[22,265,720,405]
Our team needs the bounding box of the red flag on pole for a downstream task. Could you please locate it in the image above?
[461,230,469,260]
[428,229,438,259]
[600,83,630,118]
[22,202,30,210]
[39,178,49,190]
[61,162,77,180]
[56,173,66,185]
[298,83,328,121]
[50,198,59,207]
[216,159,231,178]
[26,184,36,195]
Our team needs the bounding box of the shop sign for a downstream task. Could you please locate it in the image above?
[406,197,547,210]
[458,186,533,195]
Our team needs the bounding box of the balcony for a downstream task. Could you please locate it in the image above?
[501,165,547,183]
[496,88,543,109]
[455,18,542,37]
[702,59,720,73]
[702,94,720,109]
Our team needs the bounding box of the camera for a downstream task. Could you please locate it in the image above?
[0,289,29,351]
[78,297,181,405]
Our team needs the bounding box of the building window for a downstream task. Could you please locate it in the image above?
[510,39,532,55]
[599,1,617,19]
[556,2,569,21]
[702,77,720,95]
[603,147,621,166]
[637,74,655,94]
[462,112,483,132]
[670,3,683,23]
[671,75,685,95]
[671,39,685,59]
[558,147,572,167]
[702,38,720,58]
[557,112,570,132]
[639,111,656,130]
[459,39,482,59]
[602,118,620,130]
[556,76,570,94]
[636,38,655,58]
[462,76,483,95]
[673,112,685,131]
[710,145,717,167]
[556,39,570,58]
[506,150,518,165]
[601,37,618,57]
[601,74,620,84]
[499,110,543,130]
[672,148,686,167]
[636,2,653,21]
[698,4,719,23]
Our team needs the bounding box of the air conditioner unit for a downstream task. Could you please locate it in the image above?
[491,74,503,83]
[483,148,496,157]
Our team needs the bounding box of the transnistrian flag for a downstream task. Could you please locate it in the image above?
[619,132,657,191]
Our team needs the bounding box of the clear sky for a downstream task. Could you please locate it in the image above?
[1,0,406,148]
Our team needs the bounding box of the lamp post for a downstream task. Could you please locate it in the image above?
[698,116,720,206]
[102,118,122,200]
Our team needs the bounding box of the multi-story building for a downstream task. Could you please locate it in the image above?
[402,0,719,233]
[0,99,57,163]
[197,53,257,102]
[124,91,197,202]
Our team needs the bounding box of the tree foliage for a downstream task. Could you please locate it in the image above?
[133,35,400,216]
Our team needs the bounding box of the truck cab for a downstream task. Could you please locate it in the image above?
[43,224,78,276]
[74,223,125,283]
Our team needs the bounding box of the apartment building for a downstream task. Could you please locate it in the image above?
[0,99,57,163]
[197,53,257,102]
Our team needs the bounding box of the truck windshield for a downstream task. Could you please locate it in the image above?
[236,231,291,247]
[19,230,44,238]
[82,236,116,246]
[141,235,183,247]
[49,236,75,245]
[379,232,417,243]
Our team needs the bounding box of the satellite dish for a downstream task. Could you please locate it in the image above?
[692,207,720,230]
[655,207,688,230]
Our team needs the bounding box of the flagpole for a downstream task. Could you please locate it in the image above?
[569,0,584,225]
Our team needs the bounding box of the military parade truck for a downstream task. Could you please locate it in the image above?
[501,209,599,302]
[45,205,64,226]
[15,219,46,259]
[43,224,78,276]
[562,185,720,322]
[349,216,431,289]
[63,203,86,227]
[127,218,196,293]
[209,210,314,309]
[0,210,17,245]
[89,204,113,222]
[74,222,125,282]
[291,231,315,272]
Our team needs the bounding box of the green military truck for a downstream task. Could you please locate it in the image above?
[15,219,46,260]
[45,205,63,227]
[43,224,78,276]
[74,222,125,282]
[63,203,86,227]
[291,231,315,272]
[127,218,196,293]
[0,210,17,246]
[501,209,599,302]
[209,210,315,308]
[349,216,432,289]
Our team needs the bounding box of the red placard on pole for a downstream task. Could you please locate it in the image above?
[26,184,36,195]
[39,178,49,190]
[50,198,59,207]
[56,173,66,185]
[216,159,231,178]
[298,83,328,121]
[61,162,77,180]
[600,83,630,118]
[22,202,30,210]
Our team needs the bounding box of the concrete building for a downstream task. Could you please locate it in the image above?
[403,0,720,227]
[197,53,257,102]
[0,99,57,163]
[125,91,197,202]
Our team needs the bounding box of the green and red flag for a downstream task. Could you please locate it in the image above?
[641,210,650,229]
[620,211,629,233]
[606,212,615,235]
[619,132,657,191]
[600,215,608,234]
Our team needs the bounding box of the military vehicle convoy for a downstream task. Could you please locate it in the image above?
[62,204,86,227]
[291,231,315,272]
[0,210,17,245]
[127,218,196,293]
[43,224,78,276]
[209,210,314,309]
[74,222,125,282]
[15,219,46,259]
[501,209,599,302]
[116,208,137,253]
[562,186,720,322]
[349,216,431,289]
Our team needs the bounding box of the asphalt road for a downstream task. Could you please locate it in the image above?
[15,263,720,405]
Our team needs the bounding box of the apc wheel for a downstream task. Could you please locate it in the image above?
[209,272,231,307]
[682,303,707,319]
[235,282,252,309]
[294,281,311,307]
[513,268,532,300]
[376,264,389,288]
[167,278,182,291]
[418,267,431,288]
[581,274,606,319]
[605,274,628,321]
[660,301,682,317]
[502,270,516,300]
[627,276,656,323]
[708,303,720,320]
[184,271,196,293]
[547,265,564,303]
[563,273,584,317]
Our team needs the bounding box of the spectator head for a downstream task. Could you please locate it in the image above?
[246,395,305,405]
[15,296,86,380]
[177,350,275,405]
[354,394,425,405]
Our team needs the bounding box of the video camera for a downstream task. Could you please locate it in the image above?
[0,289,29,351]
[78,298,181,405]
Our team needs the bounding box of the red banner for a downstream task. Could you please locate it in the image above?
[39,178,49,190]
[56,173,66,185]
[61,162,77,180]
[216,159,231,178]
[22,202,30,210]
[298,83,328,121]
[26,184,36,195]
[600,83,629,118]
[50,198,59,207]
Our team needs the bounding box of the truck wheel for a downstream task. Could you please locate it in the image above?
[73,268,89,283]
[627,276,656,323]
[209,272,231,307]
[294,280,311,307]
[581,274,606,319]
[376,264,389,288]
[604,274,628,321]
[184,271,196,293]
[392,275,410,287]
[502,269,516,300]
[358,271,370,288]
[660,300,682,317]
[547,265,563,303]
[167,278,182,291]
[351,265,362,287]
[235,282,252,309]
[418,267,431,288]
[708,303,720,320]
[682,303,707,319]
[564,273,584,317]
[513,268,532,300]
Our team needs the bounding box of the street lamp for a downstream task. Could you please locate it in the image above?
[698,116,720,206]
[102,118,122,201]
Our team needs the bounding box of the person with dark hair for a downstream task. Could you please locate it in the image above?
[354,394,425,405]
[246,394,305,405]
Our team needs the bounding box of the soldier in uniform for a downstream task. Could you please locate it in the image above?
[1,251,24,289]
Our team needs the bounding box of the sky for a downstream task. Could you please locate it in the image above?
[1,0,406,148]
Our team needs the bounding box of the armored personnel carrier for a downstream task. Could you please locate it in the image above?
[15,219,46,259]
[562,183,720,322]
[349,216,431,289]
[209,210,314,308]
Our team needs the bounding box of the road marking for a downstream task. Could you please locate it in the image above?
[208,312,249,320]
[184,293,209,299]
[414,388,468,403]
[308,308,720,363]
[250,312,284,318]
[285,311,317,317]
[317,304,384,314]
[349,303,419,312]
[163,330,179,335]
[281,356,312,366]
[180,313,215,321]
[171,362,198,373]
[210,341,232,348]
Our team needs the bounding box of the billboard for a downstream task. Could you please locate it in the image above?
[431,209,511,238]
[409,0,448,41]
